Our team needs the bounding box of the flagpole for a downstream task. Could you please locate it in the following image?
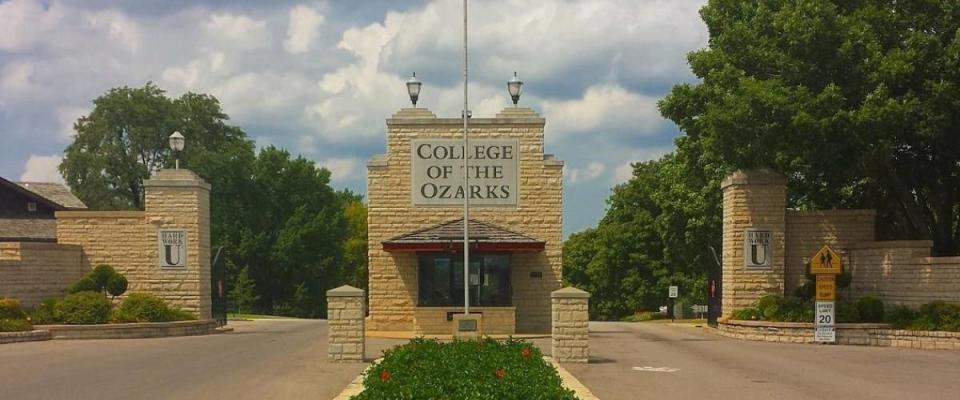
[462,0,470,316]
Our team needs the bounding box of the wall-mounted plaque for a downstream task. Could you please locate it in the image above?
[158,229,187,268]
[411,139,519,207]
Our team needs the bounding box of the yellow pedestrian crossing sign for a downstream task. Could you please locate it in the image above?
[810,245,842,275]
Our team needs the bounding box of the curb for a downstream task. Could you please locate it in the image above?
[544,356,600,400]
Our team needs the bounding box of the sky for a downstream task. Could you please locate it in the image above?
[0,0,709,237]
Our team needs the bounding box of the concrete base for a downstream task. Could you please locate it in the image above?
[452,314,482,340]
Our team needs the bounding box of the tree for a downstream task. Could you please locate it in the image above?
[659,0,960,255]
[339,190,369,289]
[230,266,259,314]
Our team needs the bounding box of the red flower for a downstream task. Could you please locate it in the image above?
[521,348,531,359]
[495,369,506,379]
[380,371,391,382]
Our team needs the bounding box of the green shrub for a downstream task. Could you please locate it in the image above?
[917,301,960,331]
[68,276,99,294]
[836,300,860,323]
[884,305,916,328]
[733,307,761,320]
[756,295,781,320]
[855,296,884,322]
[30,298,62,325]
[112,293,195,323]
[0,298,27,320]
[351,338,576,400]
[106,274,128,298]
[776,297,814,323]
[89,265,117,288]
[793,281,815,301]
[59,292,112,324]
[0,318,32,332]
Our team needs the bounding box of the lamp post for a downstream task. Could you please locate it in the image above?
[461,0,471,316]
[406,72,422,108]
[169,131,185,170]
[508,72,523,107]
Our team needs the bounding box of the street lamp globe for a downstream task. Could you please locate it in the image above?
[406,72,422,108]
[169,131,185,169]
[507,72,523,107]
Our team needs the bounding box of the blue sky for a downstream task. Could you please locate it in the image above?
[0,0,708,237]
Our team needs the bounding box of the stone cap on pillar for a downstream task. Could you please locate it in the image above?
[327,285,365,297]
[551,286,590,299]
[720,168,786,190]
[144,169,211,191]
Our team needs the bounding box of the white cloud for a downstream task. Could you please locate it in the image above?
[612,147,674,183]
[542,84,665,138]
[54,106,89,142]
[567,162,606,184]
[20,155,64,184]
[0,0,65,51]
[318,158,360,182]
[204,13,269,50]
[284,5,324,54]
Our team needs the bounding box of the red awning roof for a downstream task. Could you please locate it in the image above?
[382,218,545,252]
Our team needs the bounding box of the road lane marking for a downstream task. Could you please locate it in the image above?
[632,366,680,373]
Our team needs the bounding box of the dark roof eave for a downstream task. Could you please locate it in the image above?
[382,241,545,253]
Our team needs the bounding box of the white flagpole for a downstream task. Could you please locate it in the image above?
[462,0,470,316]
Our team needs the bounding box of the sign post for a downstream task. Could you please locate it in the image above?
[810,245,841,344]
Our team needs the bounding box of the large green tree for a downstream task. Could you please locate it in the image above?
[659,0,960,254]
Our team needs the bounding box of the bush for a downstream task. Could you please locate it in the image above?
[884,305,916,328]
[0,298,27,320]
[0,318,32,332]
[836,300,860,323]
[733,307,761,320]
[68,276,99,294]
[756,295,781,320]
[30,298,62,325]
[112,293,195,323]
[793,281,815,301]
[917,301,960,332]
[351,338,577,400]
[621,311,667,322]
[855,296,885,323]
[106,274,128,298]
[90,265,117,288]
[59,292,112,324]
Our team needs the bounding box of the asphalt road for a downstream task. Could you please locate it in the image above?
[565,321,960,400]
[2,320,958,400]
[0,319,401,400]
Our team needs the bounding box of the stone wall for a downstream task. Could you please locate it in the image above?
[327,285,365,362]
[56,169,211,318]
[847,241,960,307]
[366,108,563,333]
[551,287,590,363]
[0,242,84,307]
[783,210,876,293]
[412,307,516,335]
[718,320,960,350]
[720,170,786,317]
[722,169,960,314]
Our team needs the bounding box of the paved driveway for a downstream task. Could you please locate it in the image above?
[0,319,402,400]
[564,321,960,400]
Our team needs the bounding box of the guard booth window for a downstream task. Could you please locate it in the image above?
[418,253,511,307]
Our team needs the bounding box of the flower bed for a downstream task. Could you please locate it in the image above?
[351,338,578,400]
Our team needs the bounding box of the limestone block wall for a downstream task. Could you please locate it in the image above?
[412,307,515,335]
[718,320,960,350]
[720,170,786,317]
[783,210,876,292]
[327,285,365,362]
[56,169,211,318]
[0,242,84,307]
[846,241,960,307]
[366,108,563,333]
[551,287,589,363]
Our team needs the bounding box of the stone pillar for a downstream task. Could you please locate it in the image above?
[143,169,211,319]
[551,287,590,363]
[720,169,786,318]
[327,285,365,362]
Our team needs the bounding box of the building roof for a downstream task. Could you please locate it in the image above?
[0,218,57,242]
[15,182,87,210]
[382,218,545,252]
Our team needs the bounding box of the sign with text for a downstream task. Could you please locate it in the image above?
[815,274,836,301]
[411,139,519,207]
[743,229,773,269]
[810,245,842,275]
[815,301,836,343]
[669,286,679,298]
[158,229,187,268]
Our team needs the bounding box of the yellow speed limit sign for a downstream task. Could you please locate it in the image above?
[815,274,836,301]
